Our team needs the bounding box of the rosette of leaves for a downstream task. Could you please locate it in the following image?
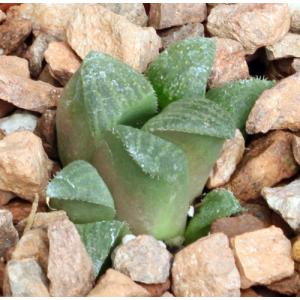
[55,38,273,245]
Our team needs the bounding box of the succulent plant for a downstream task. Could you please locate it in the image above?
[47,160,115,223]
[57,51,158,165]
[143,98,235,201]
[184,189,242,244]
[92,125,189,243]
[146,38,216,109]
[54,37,274,246]
[206,78,275,132]
[76,220,127,277]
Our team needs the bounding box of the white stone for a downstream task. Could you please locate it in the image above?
[0,111,38,135]
[262,179,300,231]
[122,234,136,245]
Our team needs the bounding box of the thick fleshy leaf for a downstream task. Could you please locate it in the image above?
[206,78,274,131]
[47,160,115,223]
[184,188,242,244]
[57,51,158,165]
[143,98,235,200]
[76,221,126,277]
[92,125,189,245]
[146,37,216,109]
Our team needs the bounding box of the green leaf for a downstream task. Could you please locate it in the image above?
[184,188,242,244]
[76,221,126,277]
[143,98,235,200]
[47,160,116,223]
[92,125,190,244]
[206,78,274,131]
[146,37,216,109]
[57,51,158,165]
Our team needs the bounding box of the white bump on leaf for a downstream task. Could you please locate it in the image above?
[188,205,195,217]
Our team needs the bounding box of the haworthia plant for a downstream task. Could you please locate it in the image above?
[206,78,274,132]
[184,188,242,244]
[76,221,127,277]
[57,51,158,165]
[146,37,216,109]
[92,125,189,243]
[143,98,235,201]
[47,160,115,223]
[56,38,268,247]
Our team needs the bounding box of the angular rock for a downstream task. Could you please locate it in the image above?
[87,269,150,297]
[0,190,15,206]
[11,228,48,271]
[12,4,147,39]
[112,235,172,284]
[0,210,18,257]
[44,41,81,86]
[162,291,174,297]
[172,232,240,296]
[10,4,83,40]
[262,179,300,232]
[0,55,30,78]
[149,4,207,30]
[24,32,57,78]
[247,72,300,134]
[207,4,290,55]
[267,272,300,295]
[0,111,38,135]
[66,5,161,72]
[0,72,61,113]
[0,16,32,55]
[226,130,298,202]
[160,23,204,49]
[139,279,170,297]
[266,33,300,60]
[0,131,53,202]
[3,258,49,296]
[0,100,15,119]
[208,38,249,88]
[100,3,147,26]
[16,211,67,234]
[231,226,294,289]
[207,129,245,188]
[47,219,94,296]
[292,135,300,165]
[210,213,266,238]
[290,6,300,33]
